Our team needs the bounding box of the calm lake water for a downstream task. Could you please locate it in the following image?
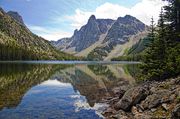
[0,61,139,119]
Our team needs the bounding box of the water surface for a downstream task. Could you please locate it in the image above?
[0,61,139,119]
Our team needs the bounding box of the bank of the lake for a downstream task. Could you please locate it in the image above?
[0,61,179,119]
[0,60,141,65]
[101,77,180,119]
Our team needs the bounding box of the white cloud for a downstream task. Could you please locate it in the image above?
[27,0,167,40]
[64,9,92,29]
[27,25,72,41]
[130,0,166,25]
[67,0,167,29]
[95,3,130,19]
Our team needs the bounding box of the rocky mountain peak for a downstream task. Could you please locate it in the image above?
[124,15,136,19]
[117,15,137,22]
[7,11,25,26]
[0,7,3,12]
[52,14,147,59]
[0,7,5,15]
[88,15,96,23]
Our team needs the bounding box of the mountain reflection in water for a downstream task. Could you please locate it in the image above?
[0,62,139,119]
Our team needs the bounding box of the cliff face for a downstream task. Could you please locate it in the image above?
[103,15,146,44]
[87,15,147,60]
[66,15,114,52]
[52,15,147,60]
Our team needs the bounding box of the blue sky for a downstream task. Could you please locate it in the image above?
[0,0,165,41]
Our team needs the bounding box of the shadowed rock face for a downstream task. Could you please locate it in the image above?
[86,15,147,60]
[52,14,146,57]
[67,15,114,52]
[103,15,146,44]
[52,15,115,52]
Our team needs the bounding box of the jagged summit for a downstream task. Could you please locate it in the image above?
[124,15,136,19]
[0,7,4,12]
[7,11,25,26]
[89,15,96,20]
[52,14,147,60]
[116,15,137,21]
[0,7,5,14]
[87,15,96,24]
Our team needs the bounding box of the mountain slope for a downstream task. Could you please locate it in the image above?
[51,38,71,51]
[7,11,25,26]
[111,36,151,61]
[0,7,76,60]
[127,37,151,55]
[87,15,147,60]
[67,15,114,52]
[52,15,114,53]
[104,31,148,61]
[52,15,148,60]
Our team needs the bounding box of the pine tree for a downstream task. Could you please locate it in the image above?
[163,0,180,41]
[141,0,180,80]
[163,0,180,77]
[141,9,168,80]
[149,17,156,41]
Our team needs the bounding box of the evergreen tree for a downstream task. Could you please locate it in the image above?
[141,11,167,79]
[149,17,156,41]
[163,0,180,77]
[163,0,180,41]
[141,0,180,80]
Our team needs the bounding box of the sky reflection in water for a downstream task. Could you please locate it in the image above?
[0,62,139,119]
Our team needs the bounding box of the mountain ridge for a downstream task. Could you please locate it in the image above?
[7,11,25,26]
[52,14,148,60]
[0,7,77,60]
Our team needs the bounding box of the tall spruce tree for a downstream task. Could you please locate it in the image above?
[163,0,180,77]
[141,0,180,80]
[149,17,156,41]
[141,10,167,80]
[163,0,180,41]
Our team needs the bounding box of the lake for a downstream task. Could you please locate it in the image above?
[0,61,139,119]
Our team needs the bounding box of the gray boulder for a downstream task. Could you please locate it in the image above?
[141,90,172,110]
[115,85,149,111]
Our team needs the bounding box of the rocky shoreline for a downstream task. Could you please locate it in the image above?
[101,77,180,119]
